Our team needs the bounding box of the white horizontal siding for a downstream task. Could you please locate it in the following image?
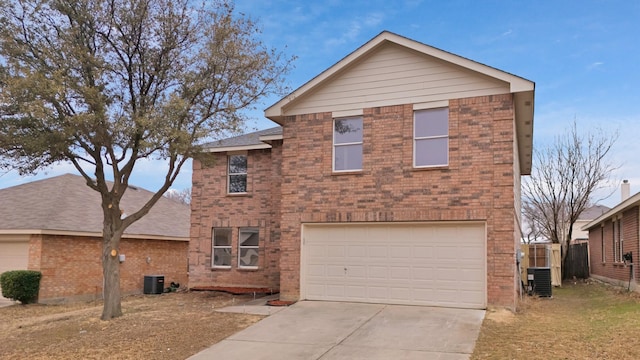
[284,43,509,116]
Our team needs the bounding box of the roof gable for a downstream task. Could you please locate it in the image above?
[265,31,535,174]
[276,42,511,117]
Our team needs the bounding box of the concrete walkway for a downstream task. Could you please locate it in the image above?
[190,301,485,360]
[0,297,16,308]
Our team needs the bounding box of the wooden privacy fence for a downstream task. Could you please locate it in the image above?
[565,242,590,279]
[520,243,562,286]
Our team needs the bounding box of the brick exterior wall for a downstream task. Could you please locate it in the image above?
[28,234,188,303]
[188,144,282,291]
[589,206,639,287]
[276,94,520,308]
[189,93,522,308]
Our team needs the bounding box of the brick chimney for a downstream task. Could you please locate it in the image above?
[621,179,630,201]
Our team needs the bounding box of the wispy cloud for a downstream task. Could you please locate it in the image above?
[587,61,604,70]
[324,12,385,49]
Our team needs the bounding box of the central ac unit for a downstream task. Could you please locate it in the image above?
[526,267,552,297]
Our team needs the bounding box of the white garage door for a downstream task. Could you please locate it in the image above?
[0,237,30,300]
[302,222,486,309]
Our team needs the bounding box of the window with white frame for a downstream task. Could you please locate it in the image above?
[617,218,624,262]
[212,228,232,268]
[414,108,449,167]
[228,155,247,193]
[600,225,605,262]
[333,117,363,171]
[613,219,622,262]
[238,227,259,268]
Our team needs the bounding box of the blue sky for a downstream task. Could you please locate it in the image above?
[1,0,639,207]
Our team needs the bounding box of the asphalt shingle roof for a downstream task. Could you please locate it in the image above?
[578,205,611,220]
[0,174,190,238]
[202,126,282,149]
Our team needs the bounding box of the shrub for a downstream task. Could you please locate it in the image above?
[0,270,42,304]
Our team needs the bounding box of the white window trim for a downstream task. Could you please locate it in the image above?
[613,217,623,263]
[238,227,259,269]
[617,217,624,262]
[212,228,232,269]
[227,154,247,194]
[600,224,605,263]
[333,117,363,172]
[413,108,449,168]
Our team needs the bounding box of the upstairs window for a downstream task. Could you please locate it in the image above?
[238,228,259,269]
[228,155,247,193]
[333,117,363,171]
[414,108,449,167]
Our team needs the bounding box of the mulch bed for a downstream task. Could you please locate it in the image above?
[189,286,279,295]
[266,299,296,307]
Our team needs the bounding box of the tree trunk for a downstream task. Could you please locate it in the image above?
[101,217,122,320]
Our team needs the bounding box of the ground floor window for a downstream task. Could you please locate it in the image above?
[212,228,232,268]
[238,228,259,269]
[211,227,260,269]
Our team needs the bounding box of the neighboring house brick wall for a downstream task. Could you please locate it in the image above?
[28,234,188,302]
[278,94,520,308]
[189,143,282,291]
[590,206,639,285]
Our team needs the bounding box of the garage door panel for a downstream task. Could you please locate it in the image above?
[412,267,436,280]
[0,240,30,300]
[368,266,388,279]
[302,222,486,309]
[389,287,410,300]
[347,266,367,278]
[326,245,345,257]
[390,246,413,258]
[326,265,345,277]
[367,246,388,258]
[459,270,485,282]
[412,246,435,259]
[389,266,411,280]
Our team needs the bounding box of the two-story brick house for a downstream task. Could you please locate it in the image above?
[189,31,535,309]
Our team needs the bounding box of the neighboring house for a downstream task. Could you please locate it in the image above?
[584,181,639,290]
[0,174,189,303]
[189,31,535,309]
[572,205,610,243]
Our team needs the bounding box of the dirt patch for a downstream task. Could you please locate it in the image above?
[0,291,263,360]
[483,307,516,324]
[472,281,640,359]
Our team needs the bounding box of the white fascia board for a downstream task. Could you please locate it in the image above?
[203,143,272,153]
[258,134,283,142]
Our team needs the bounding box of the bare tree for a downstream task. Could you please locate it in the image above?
[522,121,617,276]
[0,0,292,319]
[521,201,546,244]
[164,187,191,205]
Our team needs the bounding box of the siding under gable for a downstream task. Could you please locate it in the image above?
[284,42,510,116]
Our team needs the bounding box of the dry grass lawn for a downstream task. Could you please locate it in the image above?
[3,281,639,359]
[0,291,263,360]
[472,280,640,359]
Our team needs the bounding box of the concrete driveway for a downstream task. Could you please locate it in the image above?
[189,301,485,360]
